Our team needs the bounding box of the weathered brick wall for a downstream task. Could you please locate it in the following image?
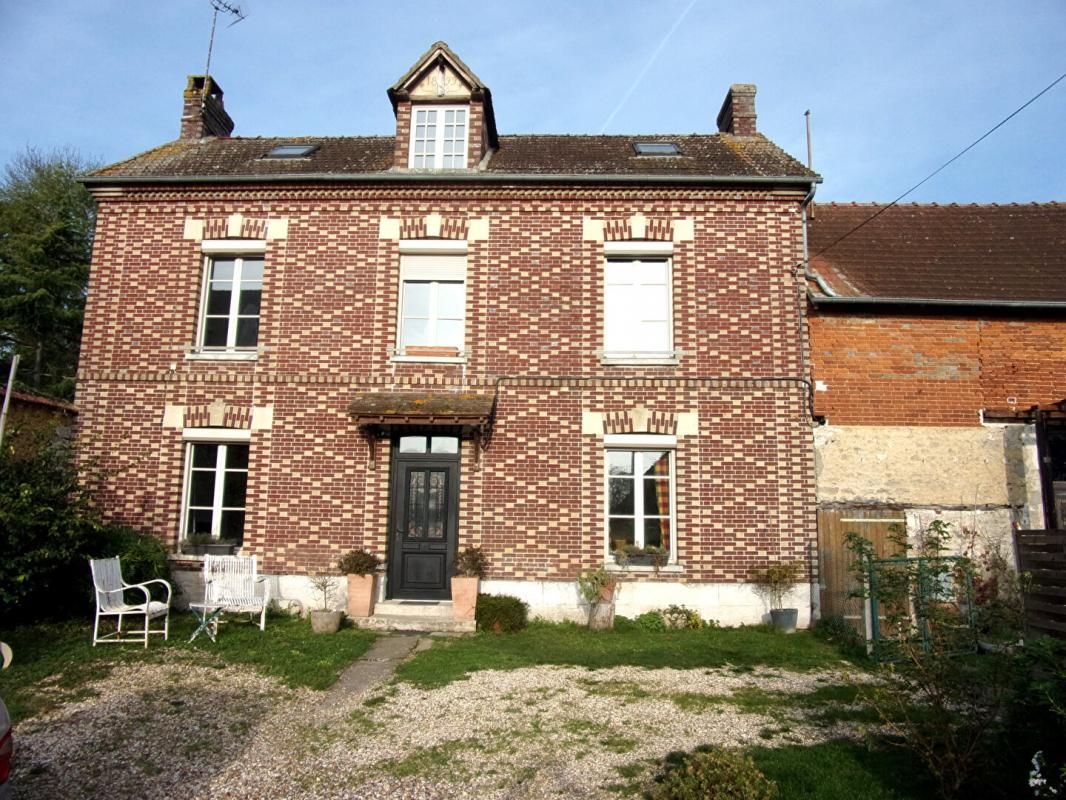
[78,184,814,580]
[809,311,1066,426]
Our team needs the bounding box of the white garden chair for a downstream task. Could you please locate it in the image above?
[89,557,172,647]
[203,554,270,631]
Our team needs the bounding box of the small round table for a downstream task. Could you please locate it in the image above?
[188,602,224,643]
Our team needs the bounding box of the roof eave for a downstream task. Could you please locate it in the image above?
[83,172,821,188]
[808,292,1066,310]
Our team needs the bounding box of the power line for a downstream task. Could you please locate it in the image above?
[809,68,1066,262]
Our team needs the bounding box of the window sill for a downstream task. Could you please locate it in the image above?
[185,350,259,362]
[605,563,683,575]
[600,357,679,366]
[390,355,467,364]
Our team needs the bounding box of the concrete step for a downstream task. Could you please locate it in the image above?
[354,613,474,634]
[374,600,455,619]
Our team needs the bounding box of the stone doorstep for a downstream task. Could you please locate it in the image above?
[354,613,475,634]
[374,600,455,619]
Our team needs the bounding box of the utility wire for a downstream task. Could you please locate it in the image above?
[810,68,1066,261]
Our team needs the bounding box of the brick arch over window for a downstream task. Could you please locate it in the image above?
[602,407,678,435]
[603,217,673,242]
[203,216,268,240]
[399,216,468,240]
[183,399,252,430]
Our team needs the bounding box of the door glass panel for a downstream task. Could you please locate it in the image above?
[429,436,459,454]
[406,471,426,538]
[426,470,446,539]
[399,436,427,453]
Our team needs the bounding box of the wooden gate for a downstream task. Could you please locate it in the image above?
[818,508,906,633]
[1014,529,1066,639]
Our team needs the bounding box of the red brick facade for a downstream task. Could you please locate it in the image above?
[809,311,1066,426]
[77,184,815,582]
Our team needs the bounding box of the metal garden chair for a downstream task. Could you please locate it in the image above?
[203,554,270,632]
[89,557,172,647]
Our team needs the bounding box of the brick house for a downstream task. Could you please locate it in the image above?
[806,203,1066,590]
[78,42,819,623]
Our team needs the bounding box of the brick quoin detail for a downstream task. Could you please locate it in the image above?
[78,184,814,579]
[809,311,1066,425]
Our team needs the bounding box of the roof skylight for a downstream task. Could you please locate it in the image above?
[633,142,681,156]
[264,143,319,159]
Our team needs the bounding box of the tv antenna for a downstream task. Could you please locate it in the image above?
[204,0,247,86]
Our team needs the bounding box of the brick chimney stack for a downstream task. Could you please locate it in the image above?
[180,76,235,140]
[716,84,757,136]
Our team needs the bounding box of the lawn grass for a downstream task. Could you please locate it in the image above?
[0,612,375,722]
[395,621,859,688]
[748,739,936,799]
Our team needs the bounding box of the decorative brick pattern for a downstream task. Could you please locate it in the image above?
[602,407,679,435]
[78,184,814,582]
[183,400,252,429]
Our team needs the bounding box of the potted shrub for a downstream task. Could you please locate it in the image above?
[577,566,618,630]
[750,561,804,633]
[452,546,487,621]
[308,574,343,633]
[338,549,381,618]
[181,533,238,556]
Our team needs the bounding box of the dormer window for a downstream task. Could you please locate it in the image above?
[409,106,468,169]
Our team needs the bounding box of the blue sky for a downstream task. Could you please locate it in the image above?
[2,0,1064,202]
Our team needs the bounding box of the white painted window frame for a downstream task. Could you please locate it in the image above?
[409,105,469,169]
[194,253,264,354]
[602,252,675,363]
[603,445,677,565]
[179,438,250,543]
[395,253,467,358]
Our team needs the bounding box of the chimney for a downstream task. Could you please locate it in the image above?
[180,75,235,140]
[716,84,757,136]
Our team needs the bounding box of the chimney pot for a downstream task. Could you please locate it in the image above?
[180,75,235,140]
[717,83,757,136]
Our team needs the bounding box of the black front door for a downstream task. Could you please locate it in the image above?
[388,435,460,600]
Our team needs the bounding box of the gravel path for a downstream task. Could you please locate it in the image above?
[13,645,870,799]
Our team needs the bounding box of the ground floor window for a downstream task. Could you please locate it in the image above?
[182,442,249,544]
[606,449,673,557]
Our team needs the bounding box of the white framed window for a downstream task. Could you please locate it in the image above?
[604,258,673,359]
[197,255,263,351]
[409,106,468,169]
[605,448,675,561]
[397,254,466,356]
[180,441,249,544]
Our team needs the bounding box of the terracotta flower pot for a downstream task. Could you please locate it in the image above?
[310,610,343,634]
[451,575,479,621]
[347,573,377,618]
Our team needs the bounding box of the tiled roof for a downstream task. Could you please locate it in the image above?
[808,203,1066,303]
[88,134,815,182]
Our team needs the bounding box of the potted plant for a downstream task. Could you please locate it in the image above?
[577,566,618,630]
[307,574,343,633]
[181,533,238,556]
[612,544,668,573]
[750,561,804,633]
[338,549,381,618]
[452,546,487,621]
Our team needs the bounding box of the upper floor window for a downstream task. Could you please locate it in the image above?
[396,253,466,358]
[604,258,673,359]
[409,106,468,169]
[199,256,263,351]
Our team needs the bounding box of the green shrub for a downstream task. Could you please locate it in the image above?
[635,611,667,632]
[661,604,706,630]
[0,440,103,621]
[95,525,172,589]
[475,593,528,633]
[651,747,777,800]
[337,549,381,575]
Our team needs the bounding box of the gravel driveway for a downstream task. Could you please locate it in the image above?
[13,647,867,799]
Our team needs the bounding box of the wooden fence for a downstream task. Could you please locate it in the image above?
[1014,529,1066,639]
